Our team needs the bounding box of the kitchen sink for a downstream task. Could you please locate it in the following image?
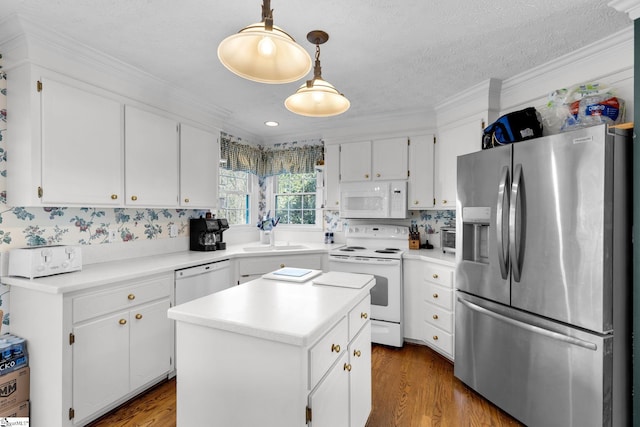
[243,244,309,252]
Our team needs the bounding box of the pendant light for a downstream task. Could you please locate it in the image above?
[285,30,350,117]
[217,0,312,84]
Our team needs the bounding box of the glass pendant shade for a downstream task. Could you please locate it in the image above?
[217,22,312,84]
[285,78,350,117]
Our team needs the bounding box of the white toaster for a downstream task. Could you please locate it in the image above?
[8,245,82,279]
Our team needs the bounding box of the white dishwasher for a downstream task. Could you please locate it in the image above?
[175,259,232,305]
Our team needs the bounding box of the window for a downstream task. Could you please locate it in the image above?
[218,169,251,225]
[274,172,321,225]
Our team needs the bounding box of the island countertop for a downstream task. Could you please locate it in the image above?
[168,272,375,347]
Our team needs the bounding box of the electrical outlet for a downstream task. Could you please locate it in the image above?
[109,229,118,242]
[169,224,178,238]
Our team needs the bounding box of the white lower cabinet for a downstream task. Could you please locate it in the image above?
[403,258,455,360]
[10,272,173,427]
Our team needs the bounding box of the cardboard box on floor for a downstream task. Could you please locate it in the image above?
[0,367,29,411]
[0,399,29,417]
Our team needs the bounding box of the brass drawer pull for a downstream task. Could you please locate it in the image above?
[353,349,361,357]
[119,319,127,325]
[131,195,138,201]
[432,293,439,299]
[135,314,143,320]
[331,344,341,353]
[432,273,439,279]
[280,263,285,268]
[184,198,190,203]
[343,363,352,372]
[433,335,439,341]
[432,314,439,320]
[128,294,136,300]
[111,194,118,200]
[360,312,368,319]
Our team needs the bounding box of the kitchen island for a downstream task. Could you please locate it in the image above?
[168,271,375,427]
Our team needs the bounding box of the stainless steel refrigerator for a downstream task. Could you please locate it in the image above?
[454,124,631,427]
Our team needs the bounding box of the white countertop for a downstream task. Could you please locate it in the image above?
[0,241,454,294]
[168,274,375,346]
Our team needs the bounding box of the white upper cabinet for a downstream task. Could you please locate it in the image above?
[339,141,372,182]
[124,105,179,207]
[339,138,408,183]
[179,124,220,208]
[40,78,123,206]
[434,118,483,209]
[324,144,341,209]
[371,137,408,181]
[408,134,434,209]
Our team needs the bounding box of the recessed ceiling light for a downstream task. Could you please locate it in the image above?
[264,121,279,127]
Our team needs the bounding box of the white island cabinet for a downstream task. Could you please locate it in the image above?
[168,273,374,427]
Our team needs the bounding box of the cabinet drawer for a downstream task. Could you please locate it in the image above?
[238,254,322,276]
[348,295,371,340]
[309,316,348,389]
[73,273,172,323]
[424,303,453,334]
[423,281,453,311]
[423,322,453,357]
[424,264,453,288]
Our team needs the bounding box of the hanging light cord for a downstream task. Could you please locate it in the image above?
[307,43,322,87]
[261,0,273,31]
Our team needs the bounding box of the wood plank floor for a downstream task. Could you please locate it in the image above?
[87,343,523,427]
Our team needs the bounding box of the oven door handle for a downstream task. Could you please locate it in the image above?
[329,256,401,266]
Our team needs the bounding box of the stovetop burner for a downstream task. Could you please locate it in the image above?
[375,248,401,254]
[340,246,366,252]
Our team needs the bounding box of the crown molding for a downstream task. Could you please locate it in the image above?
[608,0,640,20]
[435,78,502,129]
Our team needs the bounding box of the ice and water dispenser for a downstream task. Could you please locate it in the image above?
[461,207,491,264]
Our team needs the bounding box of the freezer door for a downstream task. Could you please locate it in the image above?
[454,292,615,427]
[510,125,627,333]
[456,145,511,305]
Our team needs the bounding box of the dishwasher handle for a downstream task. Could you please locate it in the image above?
[175,260,231,280]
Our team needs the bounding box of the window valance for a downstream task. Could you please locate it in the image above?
[220,133,323,178]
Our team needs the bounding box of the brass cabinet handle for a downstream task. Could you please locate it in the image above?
[433,314,439,320]
[376,173,381,178]
[280,263,285,268]
[128,294,136,300]
[343,363,352,372]
[364,174,369,179]
[353,349,361,357]
[335,201,339,205]
[131,195,138,201]
[432,293,439,299]
[119,319,127,325]
[135,314,143,320]
[432,274,439,279]
[442,200,448,205]
[184,198,190,203]
[111,194,118,200]
[414,200,419,205]
[360,312,368,319]
[331,344,341,353]
[433,335,439,341]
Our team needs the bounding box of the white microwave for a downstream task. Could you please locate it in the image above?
[339,181,408,219]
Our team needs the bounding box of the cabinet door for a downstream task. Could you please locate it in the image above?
[309,352,349,427]
[434,119,482,208]
[73,312,130,423]
[125,105,179,206]
[340,141,371,182]
[408,134,434,209]
[130,299,171,390]
[349,322,372,427]
[180,124,219,208]
[41,78,122,205]
[372,137,408,181]
[325,144,340,209]
[402,259,424,341]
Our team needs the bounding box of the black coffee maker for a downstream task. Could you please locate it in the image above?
[189,216,220,251]
[189,216,230,251]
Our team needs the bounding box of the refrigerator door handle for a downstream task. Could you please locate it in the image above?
[457,296,598,351]
[509,163,524,282]
[496,165,510,279]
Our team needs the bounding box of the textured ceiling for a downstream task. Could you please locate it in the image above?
[0,0,632,142]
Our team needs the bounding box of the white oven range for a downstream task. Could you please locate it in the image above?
[328,224,409,347]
